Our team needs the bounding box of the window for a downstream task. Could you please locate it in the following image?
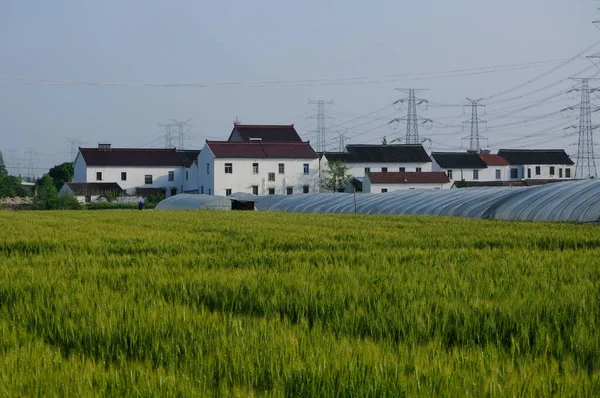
[565,168,571,178]
[225,188,232,196]
[364,167,370,174]
[535,166,541,175]
[303,185,309,194]
[381,167,388,172]
[527,169,531,179]
[286,187,293,195]
[168,171,174,181]
[495,169,501,180]
[511,168,518,179]
[416,167,422,172]
[268,172,275,181]
[549,166,555,176]
[208,189,211,195]
[268,188,275,195]
[145,175,153,184]
[224,163,233,174]
[201,186,204,194]
[473,170,479,180]
[252,185,259,195]
[399,167,405,172]
[447,170,453,180]
[121,172,127,181]
[278,163,285,174]
[303,163,309,174]
[185,171,189,181]
[170,188,177,197]
[96,172,102,181]
[559,168,563,178]
[252,163,259,174]
[381,189,388,193]
[206,163,210,175]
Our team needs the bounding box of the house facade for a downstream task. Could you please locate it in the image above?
[479,154,511,181]
[197,141,320,196]
[363,172,453,193]
[497,149,575,181]
[431,152,488,182]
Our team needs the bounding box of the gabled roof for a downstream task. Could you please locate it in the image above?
[367,172,450,184]
[431,152,488,169]
[228,124,302,143]
[497,149,575,165]
[64,182,123,195]
[480,154,509,166]
[334,144,431,163]
[321,152,354,162]
[206,141,318,159]
[177,150,201,167]
[79,148,186,167]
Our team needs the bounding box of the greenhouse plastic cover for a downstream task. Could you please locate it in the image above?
[257,179,600,223]
[155,194,231,210]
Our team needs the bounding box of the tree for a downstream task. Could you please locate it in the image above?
[34,174,58,210]
[0,176,26,198]
[48,162,74,191]
[0,151,7,181]
[323,160,352,192]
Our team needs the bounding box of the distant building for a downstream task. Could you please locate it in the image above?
[479,154,511,181]
[363,172,453,193]
[497,149,575,181]
[431,152,488,182]
[227,124,303,143]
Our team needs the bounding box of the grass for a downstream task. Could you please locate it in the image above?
[0,210,599,396]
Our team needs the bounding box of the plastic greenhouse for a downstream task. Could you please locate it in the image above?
[155,194,231,210]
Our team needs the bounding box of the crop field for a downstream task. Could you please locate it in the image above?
[0,210,599,396]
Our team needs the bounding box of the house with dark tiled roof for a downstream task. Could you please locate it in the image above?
[197,140,320,196]
[363,172,453,193]
[431,152,488,182]
[227,124,303,143]
[73,144,201,196]
[497,149,575,181]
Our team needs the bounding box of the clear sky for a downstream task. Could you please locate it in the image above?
[0,0,598,176]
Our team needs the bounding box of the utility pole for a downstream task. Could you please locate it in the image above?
[308,99,334,152]
[566,78,598,179]
[461,98,487,152]
[389,89,432,145]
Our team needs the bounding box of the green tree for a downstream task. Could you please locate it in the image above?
[0,151,7,181]
[323,160,352,192]
[48,162,74,191]
[0,176,26,198]
[34,174,58,210]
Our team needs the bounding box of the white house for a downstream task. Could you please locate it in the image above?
[479,154,511,181]
[363,172,453,193]
[58,182,123,203]
[497,149,575,181]
[73,144,200,196]
[431,152,488,182]
[197,140,320,196]
[321,144,433,192]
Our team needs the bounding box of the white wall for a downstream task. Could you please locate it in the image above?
[522,164,574,180]
[197,147,216,195]
[82,166,185,196]
[183,162,199,193]
[73,153,87,183]
[431,159,486,182]
[479,166,510,182]
[363,179,453,193]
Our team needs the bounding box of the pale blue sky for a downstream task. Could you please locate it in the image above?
[0,0,598,174]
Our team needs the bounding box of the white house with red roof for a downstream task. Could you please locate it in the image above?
[479,154,511,181]
[363,172,453,193]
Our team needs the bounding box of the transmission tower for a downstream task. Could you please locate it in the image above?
[567,79,598,179]
[334,131,350,152]
[461,98,488,152]
[66,137,85,162]
[159,123,176,148]
[389,89,432,145]
[170,119,192,149]
[25,148,36,181]
[308,99,334,152]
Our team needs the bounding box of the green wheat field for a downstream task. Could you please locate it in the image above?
[0,211,599,396]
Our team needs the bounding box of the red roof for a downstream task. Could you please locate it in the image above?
[228,124,302,143]
[206,141,318,159]
[79,148,186,167]
[367,172,450,184]
[480,154,509,166]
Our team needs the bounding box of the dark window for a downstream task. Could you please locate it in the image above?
[252,185,259,195]
[303,163,309,174]
[278,163,285,174]
[565,168,571,178]
[527,169,531,179]
[208,189,211,195]
[381,167,388,173]
[399,167,405,172]
[224,163,233,174]
[535,166,541,175]
[225,188,232,196]
[559,168,563,178]
[252,163,259,174]
[447,170,453,180]
[286,187,293,195]
[268,172,275,181]
[268,188,275,195]
[170,188,177,196]
[473,170,479,180]
[303,185,309,194]
[511,168,518,179]
[549,166,555,176]
[495,169,501,180]
[416,167,422,172]
[381,189,388,193]
[201,186,204,194]
[206,163,210,175]
[185,171,189,181]
[121,172,127,181]
[96,172,102,181]
[168,171,175,181]
[364,167,370,174]
[145,175,152,184]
